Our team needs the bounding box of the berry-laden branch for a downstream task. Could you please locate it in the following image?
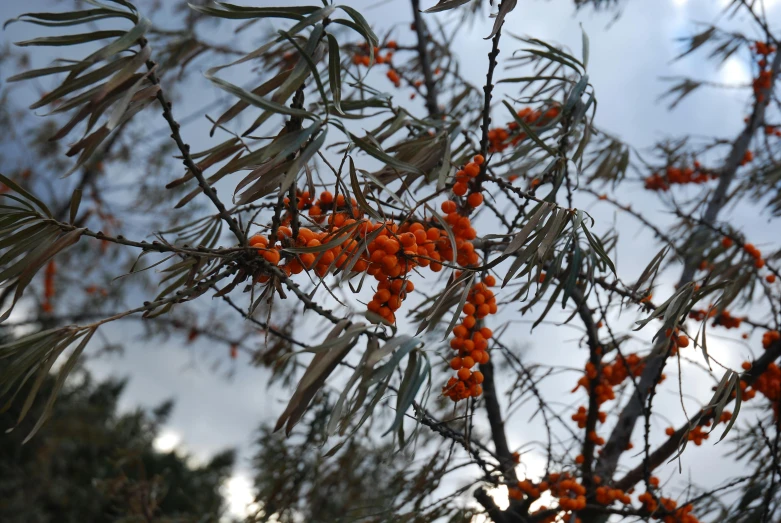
[681,38,781,283]
[613,338,781,493]
[459,8,521,507]
[593,34,781,486]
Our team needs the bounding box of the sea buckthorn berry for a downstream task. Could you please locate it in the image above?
[263,249,281,265]
[457,368,471,381]
[467,192,484,208]
[320,191,334,204]
[276,226,292,240]
[464,162,480,177]
[441,200,457,213]
[384,239,401,254]
[473,154,485,165]
[249,234,269,247]
[453,182,468,196]
[453,325,468,339]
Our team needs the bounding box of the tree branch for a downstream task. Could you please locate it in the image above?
[593,41,781,485]
[410,0,440,119]
[613,339,781,492]
[145,59,247,246]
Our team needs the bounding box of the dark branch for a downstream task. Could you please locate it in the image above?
[411,0,440,119]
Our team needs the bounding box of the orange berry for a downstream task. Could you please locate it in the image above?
[467,192,484,208]
[300,253,316,268]
[462,356,475,369]
[262,249,281,265]
[249,234,268,247]
[400,232,416,247]
[441,200,457,214]
[473,154,485,165]
[384,239,401,254]
[453,182,468,196]
[453,325,468,339]
[450,357,462,370]
[464,162,480,177]
[277,226,292,240]
[319,191,334,204]
[476,303,490,318]
[457,368,471,381]
[767,274,777,283]
[382,255,398,270]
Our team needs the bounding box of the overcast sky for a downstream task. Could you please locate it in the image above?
[2,0,781,519]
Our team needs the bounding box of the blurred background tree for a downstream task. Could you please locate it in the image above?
[0,364,234,522]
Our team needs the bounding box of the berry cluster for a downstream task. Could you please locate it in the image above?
[763,330,781,349]
[751,41,775,102]
[638,491,698,523]
[689,308,743,329]
[643,162,716,192]
[245,155,497,401]
[351,41,410,88]
[665,411,731,446]
[743,242,765,268]
[452,154,486,206]
[572,353,647,405]
[351,42,396,67]
[721,237,774,279]
[508,474,586,513]
[732,334,781,413]
[749,361,780,407]
[487,106,560,153]
[765,125,781,138]
[594,485,632,506]
[443,277,497,401]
